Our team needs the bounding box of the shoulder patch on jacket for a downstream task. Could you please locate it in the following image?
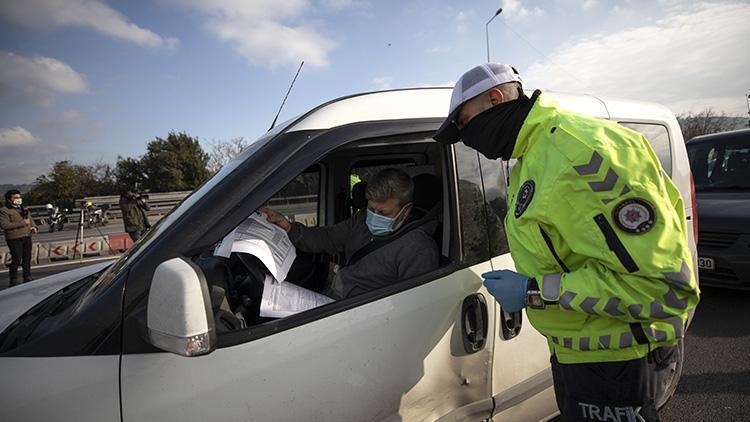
[515,180,535,218]
[612,198,656,234]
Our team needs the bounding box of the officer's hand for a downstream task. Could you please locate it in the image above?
[481,270,529,313]
[259,207,291,232]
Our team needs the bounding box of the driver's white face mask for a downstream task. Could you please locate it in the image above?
[11,198,22,207]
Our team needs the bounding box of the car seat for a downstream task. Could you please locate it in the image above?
[411,173,443,248]
[412,173,441,214]
[350,181,368,215]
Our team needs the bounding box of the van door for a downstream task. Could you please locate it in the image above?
[119,131,498,421]
[477,154,559,421]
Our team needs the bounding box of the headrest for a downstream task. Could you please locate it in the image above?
[412,173,441,211]
[351,181,368,210]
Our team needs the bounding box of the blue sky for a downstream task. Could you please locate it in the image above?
[1,0,748,184]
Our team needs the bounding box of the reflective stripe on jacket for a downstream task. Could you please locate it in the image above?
[505,93,700,364]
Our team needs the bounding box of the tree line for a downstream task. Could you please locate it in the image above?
[24,132,249,207]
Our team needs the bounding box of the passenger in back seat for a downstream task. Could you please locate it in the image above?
[261,168,439,299]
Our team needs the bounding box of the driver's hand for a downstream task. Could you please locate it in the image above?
[30,226,38,234]
[259,207,291,232]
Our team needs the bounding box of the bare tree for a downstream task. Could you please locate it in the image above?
[206,137,250,174]
[677,108,742,142]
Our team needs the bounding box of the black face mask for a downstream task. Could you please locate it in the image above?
[459,91,537,160]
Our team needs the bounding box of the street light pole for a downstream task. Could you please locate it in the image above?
[485,8,503,62]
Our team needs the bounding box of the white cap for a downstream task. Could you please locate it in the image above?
[434,63,522,144]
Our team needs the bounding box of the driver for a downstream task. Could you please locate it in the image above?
[261,168,439,299]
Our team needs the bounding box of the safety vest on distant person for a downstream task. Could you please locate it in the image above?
[505,93,700,364]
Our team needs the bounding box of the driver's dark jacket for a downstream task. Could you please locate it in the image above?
[287,211,439,299]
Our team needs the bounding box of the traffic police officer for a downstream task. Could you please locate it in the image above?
[434,64,699,421]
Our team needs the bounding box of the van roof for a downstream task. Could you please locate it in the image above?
[285,87,677,133]
[686,128,750,144]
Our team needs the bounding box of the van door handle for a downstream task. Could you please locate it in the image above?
[500,309,522,340]
[462,294,488,354]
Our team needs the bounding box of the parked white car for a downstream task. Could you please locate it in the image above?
[0,88,696,422]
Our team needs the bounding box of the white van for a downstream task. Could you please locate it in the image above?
[0,88,696,422]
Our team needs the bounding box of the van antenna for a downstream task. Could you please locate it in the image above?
[269,61,304,131]
[497,18,587,89]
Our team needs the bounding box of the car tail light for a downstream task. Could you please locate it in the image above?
[689,171,698,242]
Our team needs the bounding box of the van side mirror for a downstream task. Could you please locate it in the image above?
[147,257,216,357]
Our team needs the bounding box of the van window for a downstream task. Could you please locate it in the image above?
[268,166,321,227]
[197,137,447,338]
[477,156,511,256]
[619,122,672,175]
[454,143,491,265]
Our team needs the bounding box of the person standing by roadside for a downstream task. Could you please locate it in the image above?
[434,63,699,421]
[119,191,150,242]
[1,190,37,286]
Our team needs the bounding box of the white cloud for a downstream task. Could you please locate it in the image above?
[372,76,393,90]
[0,126,40,148]
[502,0,543,18]
[583,0,598,10]
[171,0,336,68]
[0,126,64,184]
[524,2,750,115]
[321,0,361,9]
[51,109,104,130]
[455,11,470,33]
[425,46,451,54]
[0,52,87,94]
[0,0,177,48]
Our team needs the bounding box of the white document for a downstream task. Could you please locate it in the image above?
[260,275,334,318]
[215,211,297,282]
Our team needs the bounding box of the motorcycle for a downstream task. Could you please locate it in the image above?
[82,201,110,228]
[45,203,67,233]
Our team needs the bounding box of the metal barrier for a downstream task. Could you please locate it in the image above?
[26,191,192,227]
[26,192,317,227]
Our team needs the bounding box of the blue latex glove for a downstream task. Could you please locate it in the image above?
[482,270,529,313]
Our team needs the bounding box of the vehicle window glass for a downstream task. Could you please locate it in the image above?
[619,122,672,176]
[687,141,750,191]
[268,167,321,227]
[454,143,491,265]
[87,123,301,294]
[477,156,510,256]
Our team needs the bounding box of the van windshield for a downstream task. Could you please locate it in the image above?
[79,118,300,304]
[688,140,750,192]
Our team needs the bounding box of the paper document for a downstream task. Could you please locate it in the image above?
[215,211,296,282]
[260,275,334,318]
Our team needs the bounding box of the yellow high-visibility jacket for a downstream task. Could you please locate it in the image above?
[505,92,700,364]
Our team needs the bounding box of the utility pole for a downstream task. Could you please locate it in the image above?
[486,8,503,62]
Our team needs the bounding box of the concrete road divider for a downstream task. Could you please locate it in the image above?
[49,243,71,262]
[83,240,103,257]
[108,233,133,254]
[0,232,131,269]
[37,243,53,265]
[1,247,9,268]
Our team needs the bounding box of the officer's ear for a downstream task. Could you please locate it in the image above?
[488,88,505,106]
